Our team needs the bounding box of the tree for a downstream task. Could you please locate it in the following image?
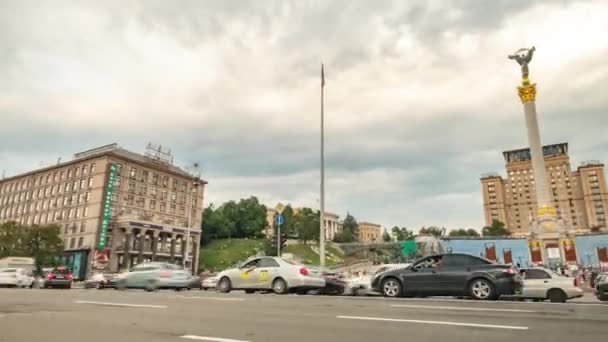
[273,205,296,237]
[382,230,392,242]
[391,226,415,241]
[418,226,446,237]
[201,205,236,244]
[332,229,355,243]
[448,228,480,237]
[342,213,358,241]
[232,197,267,238]
[482,220,510,237]
[24,224,63,273]
[201,196,268,243]
[293,208,320,245]
[0,221,27,258]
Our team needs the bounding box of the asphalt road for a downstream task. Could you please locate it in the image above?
[1,288,607,342]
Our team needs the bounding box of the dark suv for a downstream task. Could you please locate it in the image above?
[371,253,522,300]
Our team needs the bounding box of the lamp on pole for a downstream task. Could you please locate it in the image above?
[183,178,200,272]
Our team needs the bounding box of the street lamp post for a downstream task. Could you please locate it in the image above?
[183,179,199,272]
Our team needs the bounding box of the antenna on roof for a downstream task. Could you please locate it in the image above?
[57,157,62,165]
[144,142,173,164]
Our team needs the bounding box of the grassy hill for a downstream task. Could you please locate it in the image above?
[199,239,346,270]
[199,239,269,271]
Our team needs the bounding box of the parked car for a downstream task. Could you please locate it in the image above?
[0,268,35,288]
[115,262,192,292]
[371,253,523,300]
[43,266,74,289]
[595,272,608,301]
[216,256,325,294]
[202,275,218,291]
[345,263,412,296]
[84,273,118,289]
[510,267,583,302]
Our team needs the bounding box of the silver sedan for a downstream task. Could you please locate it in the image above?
[216,257,325,294]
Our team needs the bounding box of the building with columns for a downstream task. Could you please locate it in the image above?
[0,143,206,279]
[265,203,342,241]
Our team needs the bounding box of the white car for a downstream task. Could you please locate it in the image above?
[344,263,411,296]
[515,267,584,302]
[216,257,325,294]
[0,268,35,288]
[202,276,219,290]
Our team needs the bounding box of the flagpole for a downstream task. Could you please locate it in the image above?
[320,64,326,269]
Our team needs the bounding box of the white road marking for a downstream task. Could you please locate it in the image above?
[180,335,250,342]
[169,296,245,302]
[390,304,536,313]
[337,315,529,330]
[74,300,167,309]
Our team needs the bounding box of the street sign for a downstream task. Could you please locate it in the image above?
[275,203,285,214]
[275,214,284,225]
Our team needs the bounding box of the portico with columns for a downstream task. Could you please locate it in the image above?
[108,218,201,273]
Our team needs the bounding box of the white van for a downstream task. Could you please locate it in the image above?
[0,268,35,288]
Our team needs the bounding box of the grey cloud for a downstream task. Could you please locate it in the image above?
[1,0,606,230]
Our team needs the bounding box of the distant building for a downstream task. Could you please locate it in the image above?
[357,221,381,243]
[265,203,341,240]
[0,143,206,279]
[481,143,608,236]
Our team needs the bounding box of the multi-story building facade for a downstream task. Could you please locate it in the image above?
[0,144,206,279]
[357,222,381,243]
[481,143,608,236]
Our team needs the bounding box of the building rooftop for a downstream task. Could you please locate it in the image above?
[1,143,205,183]
[502,142,568,164]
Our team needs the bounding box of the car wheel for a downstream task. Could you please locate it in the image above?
[381,277,402,298]
[598,294,608,301]
[272,278,288,295]
[66,283,72,289]
[218,277,232,293]
[547,289,567,303]
[469,278,495,300]
[115,279,127,291]
[144,279,159,292]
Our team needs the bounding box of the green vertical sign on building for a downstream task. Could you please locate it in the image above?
[98,163,117,250]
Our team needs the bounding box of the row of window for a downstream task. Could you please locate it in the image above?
[0,163,96,194]
[0,192,91,219]
[0,206,89,223]
[121,165,195,194]
[65,236,86,250]
[0,178,94,206]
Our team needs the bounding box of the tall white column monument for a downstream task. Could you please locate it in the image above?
[508,47,560,235]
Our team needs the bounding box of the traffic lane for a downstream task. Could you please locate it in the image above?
[2,289,608,342]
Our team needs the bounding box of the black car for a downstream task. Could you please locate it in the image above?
[595,272,608,301]
[43,266,73,289]
[371,253,522,300]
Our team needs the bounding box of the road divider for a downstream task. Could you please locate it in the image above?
[180,335,250,342]
[390,304,536,313]
[73,300,167,309]
[336,315,529,330]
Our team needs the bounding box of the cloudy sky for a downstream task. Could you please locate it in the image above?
[1,0,607,231]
